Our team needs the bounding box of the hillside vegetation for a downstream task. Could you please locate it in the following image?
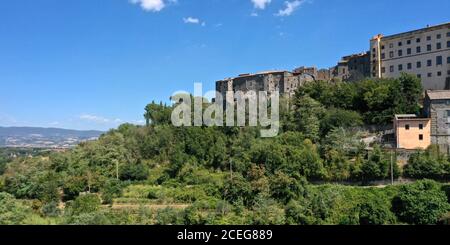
[0,74,449,225]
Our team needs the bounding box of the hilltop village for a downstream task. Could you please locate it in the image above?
[216,22,450,155]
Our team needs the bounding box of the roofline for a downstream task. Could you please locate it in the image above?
[217,70,291,81]
[373,22,450,41]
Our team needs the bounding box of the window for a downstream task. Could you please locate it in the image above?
[398,50,403,56]
[417,74,422,78]
[389,51,394,58]
[437,56,443,65]
[427,59,432,67]
[381,53,385,59]
[381,45,385,50]
[448,70,450,76]
[398,64,403,71]
[428,73,432,77]
[399,41,403,46]
[427,44,432,51]
[407,40,411,45]
[438,71,442,76]
[417,61,422,68]
[448,57,450,64]
[389,43,394,48]
[437,42,442,49]
[437,34,441,39]
[419,124,423,130]
[390,66,394,72]
[405,125,410,130]
[372,48,376,53]
[448,41,450,48]
[407,48,412,55]
[416,38,421,43]
[419,134,424,141]
[407,63,412,70]
[427,36,431,41]
[416,46,421,53]
[381,67,386,73]
[447,32,450,37]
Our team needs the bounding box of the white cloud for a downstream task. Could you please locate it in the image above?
[130,0,166,12]
[251,0,272,9]
[276,0,305,16]
[251,12,259,17]
[183,17,205,26]
[79,114,118,124]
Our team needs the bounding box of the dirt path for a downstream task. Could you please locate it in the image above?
[108,203,189,210]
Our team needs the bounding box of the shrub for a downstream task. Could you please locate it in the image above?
[0,192,30,225]
[392,180,450,224]
[68,194,102,216]
[119,163,149,181]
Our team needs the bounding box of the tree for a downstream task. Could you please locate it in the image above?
[320,108,363,136]
[269,171,308,204]
[398,73,422,115]
[251,196,286,225]
[119,162,149,181]
[0,192,30,225]
[361,146,399,182]
[144,101,172,126]
[404,145,450,180]
[68,194,102,216]
[392,180,450,225]
[358,195,396,225]
[292,95,325,142]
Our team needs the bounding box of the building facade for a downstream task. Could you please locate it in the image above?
[423,90,450,153]
[215,70,314,103]
[333,52,371,82]
[394,114,431,150]
[370,23,450,90]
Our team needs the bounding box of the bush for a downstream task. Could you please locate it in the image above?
[404,146,450,180]
[68,194,102,216]
[41,201,61,217]
[155,208,184,225]
[358,197,396,225]
[119,163,149,181]
[0,192,30,225]
[392,180,450,225]
[101,179,123,205]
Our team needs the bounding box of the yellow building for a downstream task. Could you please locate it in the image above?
[394,114,431,150]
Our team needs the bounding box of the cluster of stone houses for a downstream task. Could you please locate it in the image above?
[215,22,449,152]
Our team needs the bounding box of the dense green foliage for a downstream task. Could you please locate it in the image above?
[404,145,450,180]
[392,180,450,224]
[294,73,422,125]
[0,74,448,225]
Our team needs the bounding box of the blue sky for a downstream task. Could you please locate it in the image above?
[0,0,449,131]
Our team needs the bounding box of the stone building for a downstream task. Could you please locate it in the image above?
[424,90,450,153]
[215,70,314,103]
[370,22,450,90]
[293,66,332,81]
[333,52,371,82]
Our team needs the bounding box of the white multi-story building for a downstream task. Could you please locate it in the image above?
[370,23,450,90]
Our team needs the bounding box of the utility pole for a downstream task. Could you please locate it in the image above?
[115,160,119,180]
[229,158,233,180]
[390,152,394,185]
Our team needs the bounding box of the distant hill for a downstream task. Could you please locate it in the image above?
[0,127,104,148]
[0,127,103,138]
